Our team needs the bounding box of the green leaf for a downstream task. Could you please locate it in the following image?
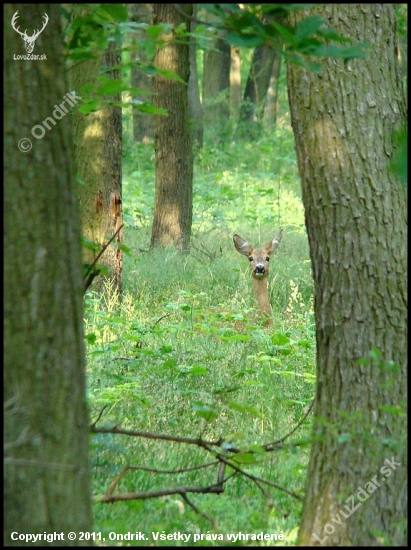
[96,78,129,96]
[225,33,262,48]
[117,243,131,255]
[219,333,251,342]
[146,24,165,41]
[85,333,97,345]
[213,385,242,394]
[78,99,100,114]
[295,16,324,41]
[154,68,185,84]
[228,401,259,417]
[232,452,257,464]
[298,339,312,348]
[271,333,290,345]
[81,237,101,252]
[96,4,128,22]
[272,21,297,46]
[132,103,168,116]
[162,358,177,370]
[183,365,208,375]
[370,348,382,360]
[192,403,218,421]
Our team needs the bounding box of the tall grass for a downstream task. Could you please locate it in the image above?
[86,113,315,545]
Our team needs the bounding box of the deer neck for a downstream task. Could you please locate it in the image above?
[252,276,271,317]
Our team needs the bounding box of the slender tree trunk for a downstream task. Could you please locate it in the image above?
[5,4,92,542]
[230,46,241,116]
[187,3,203,150]
[287,5,407,546]
[150,4,193,250]
[242,44,276,118]
[129,3,154,143]
[70,38,123,294]
[263,52,282,128]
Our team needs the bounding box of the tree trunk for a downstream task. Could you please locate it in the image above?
[70,39,123,295]
[263,52,282,128]
[287,5,407,546]
[242,44,277,120]
[187,3,204,150]
[203,35,231,134]
[4,3,92,543]
[230,46,241,116]
[129,3,154,143]
[150,3,193,251]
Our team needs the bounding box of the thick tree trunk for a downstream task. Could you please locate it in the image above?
[4,4,92,542]
[70,39,123,295]
[287,5,407,546]
[150,4,193,251]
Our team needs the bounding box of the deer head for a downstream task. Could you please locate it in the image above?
[233,230,283,318]
[11,11,49,54]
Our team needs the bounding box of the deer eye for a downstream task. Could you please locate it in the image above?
[248,257,253,262]
[266,257,270,262]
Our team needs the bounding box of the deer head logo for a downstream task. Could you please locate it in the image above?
[11,11,49,54]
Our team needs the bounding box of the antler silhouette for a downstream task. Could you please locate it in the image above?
[11,11,49,53]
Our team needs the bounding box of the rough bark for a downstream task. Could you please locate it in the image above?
[287,5,407,546]
[70,39,123,294]
[4,3,92,543]
[150,3,193,250]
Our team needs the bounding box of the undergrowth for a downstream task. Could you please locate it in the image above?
[85,109,315,545]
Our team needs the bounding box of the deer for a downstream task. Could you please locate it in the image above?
[233,230,283,323]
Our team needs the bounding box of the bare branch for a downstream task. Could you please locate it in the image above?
[94,482,224,503]
[181,493,221,534]
[91,424,223,449]
[264,398,314,451]
[84,223,123,292]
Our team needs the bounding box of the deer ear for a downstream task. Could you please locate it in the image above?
[264,229,283,254]
[233,235,253,256]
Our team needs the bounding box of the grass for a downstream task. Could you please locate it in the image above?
[85,113,315,545]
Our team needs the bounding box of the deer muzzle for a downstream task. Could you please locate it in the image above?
[253,264,266,277]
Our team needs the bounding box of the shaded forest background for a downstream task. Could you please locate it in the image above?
[4,3,407,547]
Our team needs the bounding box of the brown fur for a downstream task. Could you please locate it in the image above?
[233,230,283,321]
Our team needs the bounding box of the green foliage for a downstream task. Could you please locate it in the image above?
[87,95,317,540]
[390,126,407,184]
[71,4,406,540]
[200,3,368,72]
[395,4,407,36]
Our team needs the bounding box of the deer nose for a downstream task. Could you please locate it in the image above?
[254,264,265,276]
